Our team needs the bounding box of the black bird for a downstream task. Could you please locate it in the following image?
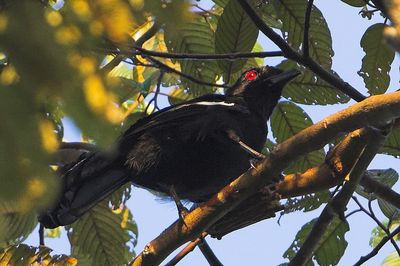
[39,66,300,228]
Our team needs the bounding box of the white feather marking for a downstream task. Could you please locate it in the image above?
[165,101,235,113]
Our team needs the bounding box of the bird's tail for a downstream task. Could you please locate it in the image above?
[38,151,129,228]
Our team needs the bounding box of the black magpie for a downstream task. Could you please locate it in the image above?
[39,66,300,228]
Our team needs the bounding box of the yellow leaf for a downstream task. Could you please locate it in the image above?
[39,120,59,153]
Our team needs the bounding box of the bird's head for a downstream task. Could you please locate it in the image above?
[226,66,300,119]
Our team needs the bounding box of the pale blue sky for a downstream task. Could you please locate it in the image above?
[26,1,400,265]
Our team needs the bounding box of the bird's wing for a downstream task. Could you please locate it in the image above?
[120,94,250,141]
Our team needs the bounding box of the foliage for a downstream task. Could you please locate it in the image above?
[0,0,399,265]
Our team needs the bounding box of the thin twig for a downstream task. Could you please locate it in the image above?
[352,196,400,256]
[198,239,224,266]
[124,45,284,61]
[354,225,400,266]
[303,0,314,58]
[39,224,44,246]
[141,56,229,88]
[163,232,208,266]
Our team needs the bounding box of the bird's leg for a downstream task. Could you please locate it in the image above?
[169,186,189,221]
[226,129,266,160]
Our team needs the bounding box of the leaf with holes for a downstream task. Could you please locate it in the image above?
[356,169,399,200]
[381,127,400,158]
[0,202,37,247]
[165,15,219,95]
[358,23,395,95]
[0,244,76,266]
[279,61,349,105]
[285,191,330,214]
[283,217,349,266]
[67,202,137,265]
[215,0,259,84]
[273,0,333,68]
[270,101,325,174]
[168,87,194,105]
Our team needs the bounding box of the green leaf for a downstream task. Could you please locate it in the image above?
[0,244,76,266]
[0,202,38,247]
[358,23,395,95]
[109,183,133,209]
[285,192,330,213]
[283,217,349,266]
[369,222,388,248]
[67,202,137,266]
[212,0,228,7]
[378,198,400,221]
[356,169,399,200]
[279,61,350,105]
[381,127,400,158]
[270,101,325,174]
[215,0,259,84]
[274,0,333,68]
[382,251,400,266]
[340,0,366,7]
[165,15,219,95]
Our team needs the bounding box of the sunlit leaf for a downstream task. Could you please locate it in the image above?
[0,244,76,266]
[381,251,400,266]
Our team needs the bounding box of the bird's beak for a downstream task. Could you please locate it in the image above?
[269,69,301,85]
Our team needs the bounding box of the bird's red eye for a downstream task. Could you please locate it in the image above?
[245,71,258,81]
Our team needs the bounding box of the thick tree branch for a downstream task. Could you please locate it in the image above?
[237,0,367,102]
[384,0,400,51]
[131,91,400,266]
[288,127,388,266]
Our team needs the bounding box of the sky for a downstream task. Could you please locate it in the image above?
[26,0,400,265]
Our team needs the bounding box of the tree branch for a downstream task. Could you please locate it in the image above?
[354,225,400,266]
[288,127,388,266]
[237,0,367,102]
[131,91,400,266]
[122,45,284,61]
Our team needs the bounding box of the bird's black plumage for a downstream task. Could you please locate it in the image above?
[38,66,300,228]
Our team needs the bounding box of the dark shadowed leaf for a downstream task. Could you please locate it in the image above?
[340,0,366,7]
[378,198,400,221]
[215,0,259,84]
[381,127,400,158]
[0,202,37,247]
[358,23,395,95]
[279,61,350,105]
[356,169,399,200]
[271,101,325,174]
[285,191,330,213]
[283,217,349,266]
[274,0,333,68]
[67,202,137,265]
[165,15,219,95]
